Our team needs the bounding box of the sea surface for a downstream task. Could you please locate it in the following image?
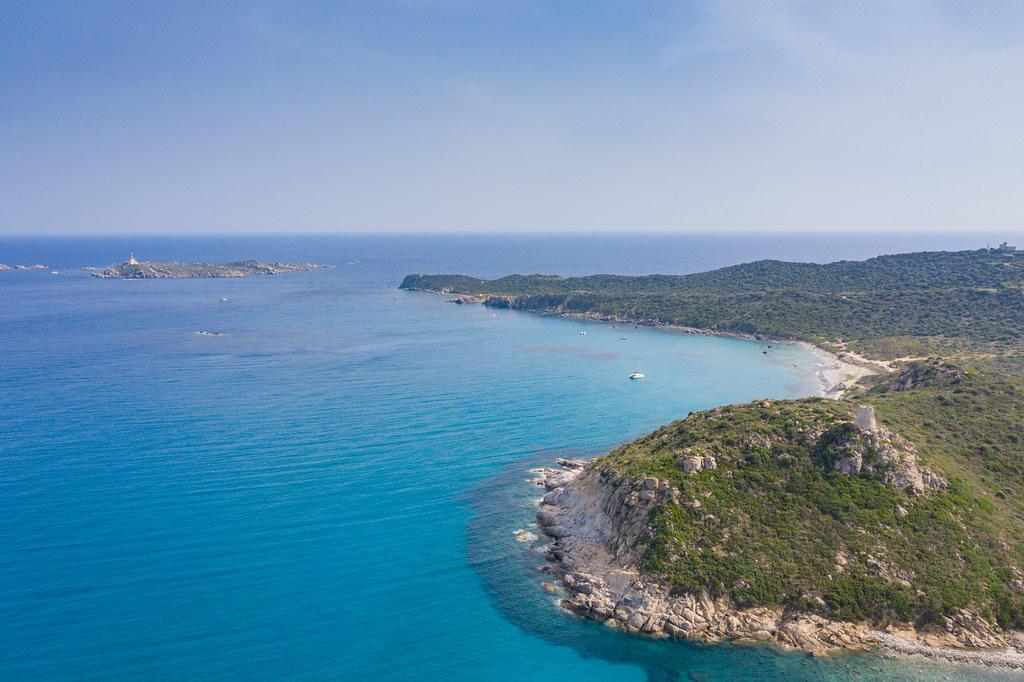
[2,234,1021,681]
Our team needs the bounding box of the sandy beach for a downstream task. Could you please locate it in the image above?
[541,310,880,398]
[797,342,879,398]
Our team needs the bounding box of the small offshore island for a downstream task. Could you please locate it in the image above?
[88,254,330,279]
[403,245,1024,669]
[0,263,48,271]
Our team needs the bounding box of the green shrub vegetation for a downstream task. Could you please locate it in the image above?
[601,363,1024,628]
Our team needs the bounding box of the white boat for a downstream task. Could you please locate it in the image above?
[579,331,587,335]
[629,371,645,380]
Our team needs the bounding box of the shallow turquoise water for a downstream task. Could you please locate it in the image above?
[1,235,1019,680]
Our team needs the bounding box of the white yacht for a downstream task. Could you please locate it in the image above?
[629,371,645,380]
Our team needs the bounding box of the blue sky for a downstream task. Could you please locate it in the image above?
[1,1,1023,234]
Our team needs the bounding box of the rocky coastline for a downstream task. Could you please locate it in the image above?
[526,459,1024,671]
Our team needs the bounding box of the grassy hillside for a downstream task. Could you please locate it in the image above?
[601,362,1024,628]
[401,247,1024,370]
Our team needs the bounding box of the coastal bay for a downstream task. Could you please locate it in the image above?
[8,1,1024,678]
[403,246,1024,673]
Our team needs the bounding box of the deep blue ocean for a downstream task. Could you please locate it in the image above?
[2,234,1022,681]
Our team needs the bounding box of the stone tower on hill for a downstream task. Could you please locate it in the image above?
[855,405,877,432]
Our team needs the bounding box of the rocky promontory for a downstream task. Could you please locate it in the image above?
[536,461,875,650]
[533,460,1024,667]
[525,366,1024,668]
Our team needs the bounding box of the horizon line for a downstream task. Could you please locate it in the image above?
[2,229,1023,239]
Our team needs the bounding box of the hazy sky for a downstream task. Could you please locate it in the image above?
[2,1,1023,235]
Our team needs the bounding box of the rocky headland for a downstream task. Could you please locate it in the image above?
[518,363,1024,672]
[530,456,1024,669]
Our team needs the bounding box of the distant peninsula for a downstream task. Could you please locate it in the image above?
[88,255,330,279]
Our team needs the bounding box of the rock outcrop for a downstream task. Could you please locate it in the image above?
[530,459,1022,665]
[822,421,946,495]
[676,452,716,473]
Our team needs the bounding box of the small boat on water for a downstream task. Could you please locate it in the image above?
[579,331,587,336]
[629,371,646,380]
[197,330,225,336]
[220,297,230,303]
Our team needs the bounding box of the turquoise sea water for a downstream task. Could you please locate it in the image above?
[2,235,1022,680]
